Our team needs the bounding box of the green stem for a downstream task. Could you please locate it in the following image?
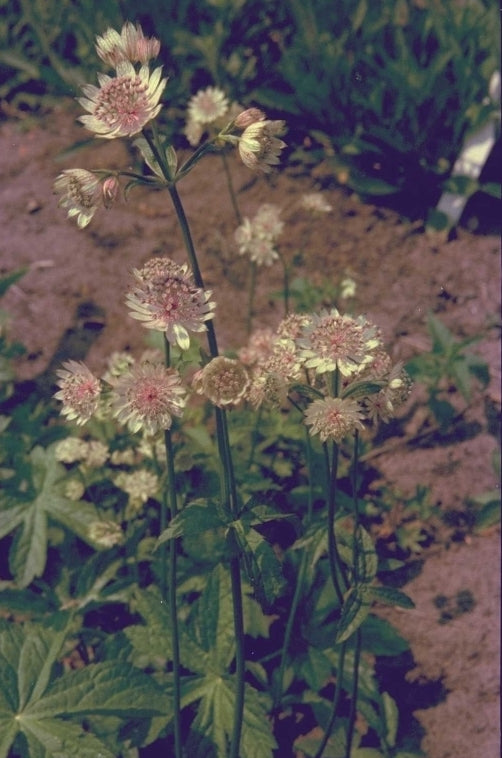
[166,181,245,758]
[277,250,290,316]
[221,151,243,224]
[162,337,182,758]
[313,642,347,758]
[323,441,347,605]
[351,430,361,581]
[345,631,361,758]
[274,430,315,707]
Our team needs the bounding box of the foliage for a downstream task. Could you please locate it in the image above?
[406,312,490,429]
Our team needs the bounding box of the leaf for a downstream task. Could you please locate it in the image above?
[157,500,226,546]
[1,445,103,587]
[27,662,170,719]
[353,527,378,584]
[184,675,276,758]
[360,615,409,656]
[0,268,27,298]
[191,564,235,674]
[335,585,372,644]
[369,585,415,609]
[0,621,170,758]
[230,519,285,607]
[125,587,173,669]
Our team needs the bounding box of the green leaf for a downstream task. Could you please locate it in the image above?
[125,587,173,669]
[184,675,276,758]
[335,586,372,644]
[360,615,409,656]
[382,691,399,748]
[20,717,115,758]
[354,527,378,584]
[1,445,103,587]
[157,500,226,545]
[369,585,415,609]
[0,268,27,298]
[27,662,170,719]
[230,519,285,606]
[191,564,235,674]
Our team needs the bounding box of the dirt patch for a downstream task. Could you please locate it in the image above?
[1,106,500,757]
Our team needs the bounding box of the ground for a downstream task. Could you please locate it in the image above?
[0,105,500,757]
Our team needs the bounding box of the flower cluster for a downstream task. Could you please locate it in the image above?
[54,169,118,229]
[126,257,216,350]
[238,307,411,442]
[235,204,283,266]
[193,356,250,408]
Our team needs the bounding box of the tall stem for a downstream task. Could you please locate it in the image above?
[163,337,182,758]
[345,631,361,758]
[166,181,245,758]
[313,642,347,758]
[221,151,242,224]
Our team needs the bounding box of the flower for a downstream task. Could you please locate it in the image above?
[89,520,124,548]
[54,361,101,425]
[65,479,86,501]
[111,362,186,435]
[301,192,333,214]
[361,359,412,423]
[55,436,89,463]
[54,169,102,228]
[83,440,109,468]
[304,397,364,443]
[78,60,166,139]
[193,356,249,407]
[235,204,283,266]
[238,119,286,172]
[126,257,216,350]
[188,86,229,124]
[114,469,159,514]
[297,309,380,376]
[234,108,265,129]
[96,22,161,67]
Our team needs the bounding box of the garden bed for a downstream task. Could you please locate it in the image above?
[0,106,500,757]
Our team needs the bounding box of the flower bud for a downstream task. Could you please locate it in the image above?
[234,108,266,129]
[102,176,120,208]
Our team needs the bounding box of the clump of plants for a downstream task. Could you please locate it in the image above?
[1,22,424,758]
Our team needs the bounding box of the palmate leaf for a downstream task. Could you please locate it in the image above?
[183,675,276,758]
[0,619,170,758]
[0,445,104,587]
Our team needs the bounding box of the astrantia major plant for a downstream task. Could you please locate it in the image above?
[0,20,417,758]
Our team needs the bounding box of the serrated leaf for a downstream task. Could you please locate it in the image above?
[354,527,378,584]
[368,585,415,609]
[1,445,103,587]
[20,717,115,758]
[27,662,170,719]
[184,675,276,758]
[157,500,225,545]
[335,586,372,644]
[125,587,173,669]
[191,564,235,674]
[230,520,284,607]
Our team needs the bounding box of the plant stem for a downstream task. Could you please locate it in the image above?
[278,250,290,316]
[313,642,347,758]
[345,631,361,758]
[221,151,242,224]
[163,337,183,758]
[323,441,346,605]
[166,181,245,758]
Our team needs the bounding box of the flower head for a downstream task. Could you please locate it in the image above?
[126,257,216,350]
[238,119,286,172]
[111,362,186,435]
[235,203,283,266]
[78,60,166,139]
[54,360,101,425]
[361,359,412,423]
[54,169,102,228]
[193,356,249,408]
[188,86,229,124]
[96,22,161,67]
[304,397,364,443]
[301,192,333,214]
[234,108,266,129]
[297,309,380,376]
[89,520,124,548]
[114,469,159,514]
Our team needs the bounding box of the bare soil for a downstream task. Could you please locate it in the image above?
[1,105,500,758]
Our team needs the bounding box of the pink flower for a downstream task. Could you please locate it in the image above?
[111,362,186,435]
[126,257,216,350]
[297,309,380,376]
[304,397,364,443]
[238,120,286,172]
[95,22,161,67]
[78,61,166,139]
[193,357,249,408]
[54,360,101,425]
